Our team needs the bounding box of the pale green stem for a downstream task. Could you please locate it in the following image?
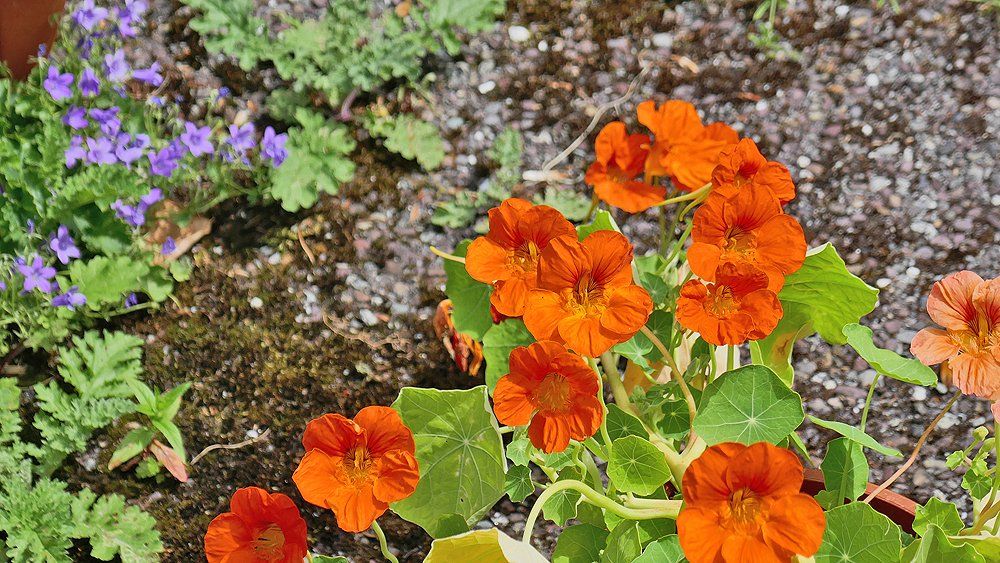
[371,520,398,563]
[600,352,634,413]
[588,357,616,450]
[726,345,736,372]
[521,479,682,543]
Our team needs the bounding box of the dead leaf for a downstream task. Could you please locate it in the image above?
[433,300,484,376]
[145,200,212,265]
[150,439,189,483]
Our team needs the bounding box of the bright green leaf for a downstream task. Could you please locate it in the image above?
[821,437,869,505]
[605,404,646,442]
[552,524,608,563]
[693,365,804,445]
[425,528,547,563]
[534,187,592,222]
[481,319,534,392]
[444,240,493,339]
[607,435,671,496]
[367,114,446,171]
[577,210,619,240]
[634,535,684,563]
[902,524,984,563]
[913,498,964,537]
[392,386,505,538]
[816,502,903,563]
[808,415,902,458]
[504,465,533,503]
[601,519,675,563]
[108,428,155,470]
[843,323,937,386]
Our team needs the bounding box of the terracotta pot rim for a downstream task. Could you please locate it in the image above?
[802,467,917,535]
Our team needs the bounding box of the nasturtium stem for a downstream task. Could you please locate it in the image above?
[640,326,698,440]
[969,422,1000,535]
[651,183,712,208]
[371,520,398,563]
[864,391,961,503]
[429,246,466,263]
[584,193,600,223]
[589,357,617,451]
[600,352,635,413]
[726,345,736,372]
[521,479,682,543]
[860,373,881,432]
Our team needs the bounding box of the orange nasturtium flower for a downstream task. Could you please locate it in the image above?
[292,406,419,533]
[637,99,738,191]
[523,231,653,357]
[688,188,806,292]
[678,442,825,563]
[676,262,783,346]
[493,340,602,453]
[911,271,1000,416]
[465,198,576,317]
[712,138,796,205]
[584,121,666,213]
[204,487,308,563]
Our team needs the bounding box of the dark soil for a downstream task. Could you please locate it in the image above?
[60,0,1000,560]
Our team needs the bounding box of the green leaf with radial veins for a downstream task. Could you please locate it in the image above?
[607,435,671,495]
[693,365,804,445]
[634,535,685,563]
[913,497,964,536]
[820,437,869,504]
[605,404,646,441]
[751,244,879,385]
[842,323,937,386]
[816,502,903,563]
[444,240,493,340]
[391,386,505,538]
[601,519,675,563]
[808,415,902,458]
[902,524,984,563]
[553,524,609,563]
[481,319,534,393]
[503,465,533,503]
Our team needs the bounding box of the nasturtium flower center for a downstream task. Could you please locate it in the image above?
[726,487,763,528]
[252,524,285,561]
[343,446,375,483]
[706,285,739,318]
[568,273,607,316]
[533,373,573,413]
[510,241,541,273]
[722,227,758,260]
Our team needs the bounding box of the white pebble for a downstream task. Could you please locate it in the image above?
[508,25,530,43]
[249,297,263,309]
[478,81,496,94]
[876,278,892,288]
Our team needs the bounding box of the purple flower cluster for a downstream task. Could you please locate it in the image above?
[111,188,163,227]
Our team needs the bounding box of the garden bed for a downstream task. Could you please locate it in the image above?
[51,0,1000,560]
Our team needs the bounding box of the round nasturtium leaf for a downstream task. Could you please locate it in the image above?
[607,435,672,496]
[692,364,804,445]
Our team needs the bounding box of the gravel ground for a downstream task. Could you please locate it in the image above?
[104,0,1000,559]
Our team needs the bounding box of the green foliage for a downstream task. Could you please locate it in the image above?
[481,319,534,392]
[902,524,984,563]
[613,310,673,376]
[33,331,144,473]
[533,187,593,222]
[808,415,902,458]
[392,386,506,538]
[503,465,534,502]
[269,109,356,212]
[605,404,646,442]
[842,323,937,386]
[71,490,163,562]
[633,535,684,563]
[601,519,675,563]
[366,113,446,170]
[607,436,672,496]
[577,209,620,240]
[552,524,608,563]
[693,365,804,445]
[820,437,869,507]
[443,240,493,339]
[751,243,879,384]
[816,502,903,563]
[913,498,964,537]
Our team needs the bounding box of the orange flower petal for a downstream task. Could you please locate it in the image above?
[762,493,826,558]
[556,315,620,357]
[594,180,667,214]
[465,237,512,284]
[326,481,388,533]
[949,352,1000,400]
[523,289,568,342]
[600,285,654,335]
[302,414,361,456]
[373,450,420,504]
[565,393,604,441]
[205,513,254,563]
[910,327,960,366]
[354,406,415,458]
[725,442,803,498]
[536,235,590,290]
[677,505,727,563]
[594,122,628,164]
[720,534,785,563]
[582,230,634,288]
[741,289,783,340]
[491,276,531,317]
[493,373,536,426]
[293,449,349,510]
[527,411,572,453]
[927,271,983,331]
[683,442,747,503]
[636,99,703,141]
[687,242,723,282]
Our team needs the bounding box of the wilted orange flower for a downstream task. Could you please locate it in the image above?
[712,138,796,205]
[678,442,825,563]
[637,99,738,191]
[204,487,308,563]
[466,198,576,317]
[433,299,484,375]
[911,271,1000,416]
[676,262,783,346]
[523,231,653,357]
[688,188,806,292]
[584,121,666,213]
[293,406,419,533]
[493,340,602,453]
